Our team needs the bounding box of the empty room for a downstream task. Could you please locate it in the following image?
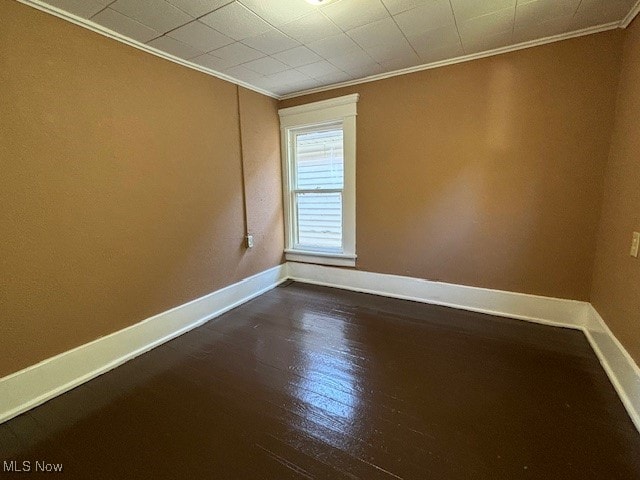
[1,0,640,478]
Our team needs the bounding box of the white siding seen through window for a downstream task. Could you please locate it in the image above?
[293,128,344,250]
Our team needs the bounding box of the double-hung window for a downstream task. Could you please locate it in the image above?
[279,94,358,267]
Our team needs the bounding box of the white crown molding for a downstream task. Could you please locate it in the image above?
[0,264,287,424]
[278,93,359,117]
[278,93,358,128]
[17,0,632,102]
[279,21,621,100]
[621,0,640,28]
[15,0,278,99]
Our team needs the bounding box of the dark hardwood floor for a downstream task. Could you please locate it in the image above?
[1,282,639,479]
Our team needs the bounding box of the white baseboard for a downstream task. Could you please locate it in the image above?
[583,305,640,432]
[2,260,639,435]
[0,264,287,425]
[287,262,640,432]
[287,262,588,329]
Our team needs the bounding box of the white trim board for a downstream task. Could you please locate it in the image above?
[2,261,639,435]
[583,305,640,432]
[622,0,640,28]
[0,264,287,425]
[287,262,587,329]
[287,262,640,432]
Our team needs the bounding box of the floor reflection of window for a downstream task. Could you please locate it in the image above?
[291,311,363,446]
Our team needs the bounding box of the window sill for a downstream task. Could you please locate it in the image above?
[284,249,356,267]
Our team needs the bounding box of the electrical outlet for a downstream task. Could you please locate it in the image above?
[631,232,640,258]
[246,234,254,249]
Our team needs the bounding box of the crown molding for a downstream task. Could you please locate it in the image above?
[15,0,637,102]
[15,0,279,99]
[278,93,359,117]
[279,21,621,101]
[621,0,640,28]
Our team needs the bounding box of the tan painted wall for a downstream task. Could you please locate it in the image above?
[0,1,283,377]
[236,87,285,279]
[591,19,640,365]
[280,31,624,301]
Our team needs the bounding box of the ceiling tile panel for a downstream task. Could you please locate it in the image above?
[458,7,515,43]
[451,0,516,21]
[406,25,461,55]
[167,21,233,52]
[296,60,345,79]
[379,54,422,71]
[147,35,204,59]
[513,15,572,43]
[222,64,265,81]
[279,11,343,43]
[165,0,233,17]
[287,77,322,91]
[342,63,385,78]
[347,17,407,49]
[190,53,238,70]
[264,69,312,85]
[238,0,316,26]
[366,41,418,63]
[380,0,433,16]
[394,2,455,36]
[251,76,287,89]
[270,84,298,95]
[243,56,289,75]
[209,42,264,64]
[462,30,513,53]
[110,0,193,33]
[241,28,301,54]
[327,49,377,70]
[515,0,581,26]
[314,70,352,85]
[307,33,362,57]
[47,0,110,19]
[572,0,636,27]
[417,41,464,63]
[321,0,389,31]
[272,46,322,67]
[92,8,161,43]
[200,2,272,40]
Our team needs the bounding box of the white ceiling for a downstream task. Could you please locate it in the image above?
[37,0,640,97]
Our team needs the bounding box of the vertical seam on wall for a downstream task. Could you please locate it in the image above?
[237,85,249,236]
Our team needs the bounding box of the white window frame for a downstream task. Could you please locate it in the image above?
[278,94,359,267]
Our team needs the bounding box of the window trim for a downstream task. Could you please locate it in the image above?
[279,94,359,267]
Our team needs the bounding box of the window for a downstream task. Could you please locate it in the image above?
[279,94,358,267]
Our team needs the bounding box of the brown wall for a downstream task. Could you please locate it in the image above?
[236,87,285,279]
[280,31,624,301]
[591,19,640,364]
[0,1,283,377]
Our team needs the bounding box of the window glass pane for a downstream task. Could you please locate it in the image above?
[295,192,342,249]
[295,128,343,190]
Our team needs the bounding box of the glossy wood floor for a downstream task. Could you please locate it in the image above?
[2,282,640,479]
